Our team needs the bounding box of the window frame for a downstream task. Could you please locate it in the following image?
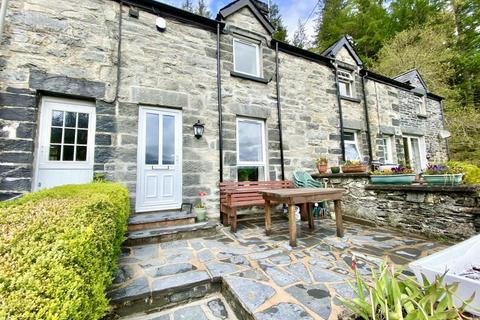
[380,135,394,164]
[403,135,427,172]
[236,117,267,181]
[414,95,427,115]
[338,69,354,98]
[233,38,261,78]
[343,130,362,161]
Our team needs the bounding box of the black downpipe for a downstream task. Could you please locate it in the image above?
[275,42,285,180]
[361,74,374,163]
[332,62,346,162]
[216,23,224,182]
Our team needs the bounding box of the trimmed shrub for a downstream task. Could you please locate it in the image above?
[0,183,130,320]
[448,161,480,185]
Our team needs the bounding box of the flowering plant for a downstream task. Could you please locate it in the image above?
[342,160,366,167]
[195,191,206,209]
[316,157,328,165]
[370,166,415,175]
[424,163,463,175]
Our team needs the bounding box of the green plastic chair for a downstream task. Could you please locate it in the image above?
[293,170,329,217]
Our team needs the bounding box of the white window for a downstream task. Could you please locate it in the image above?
[233,39,260,77]
[236,118,267,181]
[338,70,354,97]
[380,135,394,164]
[343,131,362,161]
[403,136,426,172]
[414,95,426,115]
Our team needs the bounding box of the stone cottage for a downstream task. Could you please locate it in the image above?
[0,0,448,217]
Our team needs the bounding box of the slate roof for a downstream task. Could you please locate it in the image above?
[394,69,428,92]
[321,36,363,66]
[216,0,274,34]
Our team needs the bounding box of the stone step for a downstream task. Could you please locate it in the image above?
[128,210,196,231]
[125,222,218,246]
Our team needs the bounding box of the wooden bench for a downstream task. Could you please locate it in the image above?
[219,180,293,232]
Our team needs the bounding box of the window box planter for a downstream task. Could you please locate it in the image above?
[370,174,416,185]
[409,234,480,316]
[422,174,463,186]
[341,164,368,173]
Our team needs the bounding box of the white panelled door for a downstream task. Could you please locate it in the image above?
[34,97,96,190]
[136,107,182,212]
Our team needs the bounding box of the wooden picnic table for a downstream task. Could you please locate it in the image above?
[259,188,346,247]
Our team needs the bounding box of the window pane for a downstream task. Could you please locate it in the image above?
[345,143,360,161]
[77,129,88,144]
[76,146,87,161]
[49,145,61,161]
[339,81,350,96]
[343,131,355,141]
[234,41,258,76]
[162,115,175,165]
[145,113,159,165]
[411,138,421,171]
[62,145,74,161]
[64,129,75,144]
[238,120,263,162]
[238,167,265,182]
[65,112,77,128]
[78,113,89,128]
[52,111,64,126]
[403,137,411,167]
[50,128,62,143]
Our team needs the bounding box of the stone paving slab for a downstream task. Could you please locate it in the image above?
[110,217,447,319]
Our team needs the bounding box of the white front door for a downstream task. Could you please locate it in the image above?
[34,97,96,191]
[403,136,427,172]
[136,107,182,212]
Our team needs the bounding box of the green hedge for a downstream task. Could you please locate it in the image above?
[448,161,480,185]
[0,183,130,319]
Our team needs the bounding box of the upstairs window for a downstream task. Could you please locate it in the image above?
[233,39,260,77]
[236,118,266,181]
[414,95,426,115]
[338,70,354,97]
[343,130,361,161]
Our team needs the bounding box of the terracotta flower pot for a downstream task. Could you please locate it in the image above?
[341,164,368,173]
[317,164,328,174]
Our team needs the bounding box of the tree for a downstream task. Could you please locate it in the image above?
[293,19,309,49]
[389,0,448,33]
[195,0,211,18]
[181,0,194,12]
[268,2,288,42]
[314,0,351,52]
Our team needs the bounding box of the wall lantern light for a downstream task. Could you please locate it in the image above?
[193,120,205,139]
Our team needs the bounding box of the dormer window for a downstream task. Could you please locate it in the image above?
[414,95,426,116]
[233,39,260,77]
[338,70,354,98]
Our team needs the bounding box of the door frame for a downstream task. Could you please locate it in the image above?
[32,96,96,191]
[403,135,427,172]
[135,106,183,212]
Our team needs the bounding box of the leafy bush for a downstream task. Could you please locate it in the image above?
[448,161,480,185]
[0,183,130,320]
[424,163,464,175]
[340,261,472,320]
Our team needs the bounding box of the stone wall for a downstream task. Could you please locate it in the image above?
[314,173,480,241]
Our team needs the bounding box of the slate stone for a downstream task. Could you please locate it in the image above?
[270,254,292,265]
[151,315,169,320]
[113,265,135,284]
[107,276,149,302]
[286,284,331,319]
[162,249,193,263]
[29,70,106,99]
[309,258,334,269]
[309,265,346,283]
[255,303,313,320]
[95,134,112,145]
[132,244,159,259]
[0,106,36,122]
[151,271,210,292]
[16,123,35,139]
[160,240,189,249]
[250,249,283,260]
[224,276,276,313]
[233,268,269,281]
[261,265,298,287]
[0,139,33,152]
[173,305,207,320]
[222,254,249,266]
[332,282,357,300]
[0,92,36,108]
[190,240,205,250]
[394,248,421,260]
[145,263,196,278]
[205,262,241,280]
[207,298,228,319]
[197,249,215,262]
[286,263,312,284]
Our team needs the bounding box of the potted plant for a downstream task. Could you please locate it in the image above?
[316,157,328,174]
[330,166,341,174]
[341,160,369,173]
[194,191,207,222]
[422,164,464,186]
[370,166,416,185]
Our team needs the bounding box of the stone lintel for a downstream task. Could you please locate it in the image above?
[130,86,188,109]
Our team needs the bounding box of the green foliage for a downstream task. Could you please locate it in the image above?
[268,2,289,42]
[0,183,130,320]
[370,166,415,175]
[448,161,480,185]
[195,0,211,18]
[293,19,309,49]
[340,261,472,320]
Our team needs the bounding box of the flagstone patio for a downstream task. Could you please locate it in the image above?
[109,216,447,320]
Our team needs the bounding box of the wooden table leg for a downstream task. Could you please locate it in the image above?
[307,203,314,230]
[300,203,307,221]
[288,204,297,247]
[265,199,272,236]
[334,199,344,237]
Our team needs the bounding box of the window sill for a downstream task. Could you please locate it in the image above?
[230,71,270,84]
[417,113,428,119]
[340,95,361,103]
